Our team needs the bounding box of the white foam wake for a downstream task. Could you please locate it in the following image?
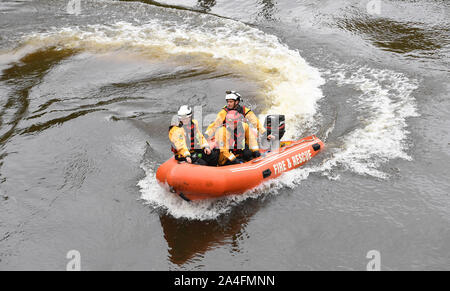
[321,63,419,178]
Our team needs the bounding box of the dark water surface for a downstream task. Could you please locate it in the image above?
[0,0,449,270]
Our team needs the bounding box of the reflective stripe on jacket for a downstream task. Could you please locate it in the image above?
[214,122,259,166]
[169,119,208,158]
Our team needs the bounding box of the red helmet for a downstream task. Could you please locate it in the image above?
[225,110,243,129]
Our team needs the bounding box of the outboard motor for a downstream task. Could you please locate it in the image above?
[263,115,285,151]
[264,115,285,139]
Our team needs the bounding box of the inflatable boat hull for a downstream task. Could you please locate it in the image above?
[156,135,324,201]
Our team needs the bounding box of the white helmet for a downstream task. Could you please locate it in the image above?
[225,90,241,101]
[177,105,192,119]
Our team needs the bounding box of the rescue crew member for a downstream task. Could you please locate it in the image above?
[215,111,261,166]
[169,105,217,166]
[205,90,275,141]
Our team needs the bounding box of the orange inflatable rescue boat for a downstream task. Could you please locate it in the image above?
[156,135,324,201]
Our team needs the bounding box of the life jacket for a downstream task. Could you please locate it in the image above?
[169,120,196,154]
[222,105,250,125]
[227,122,245,154]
